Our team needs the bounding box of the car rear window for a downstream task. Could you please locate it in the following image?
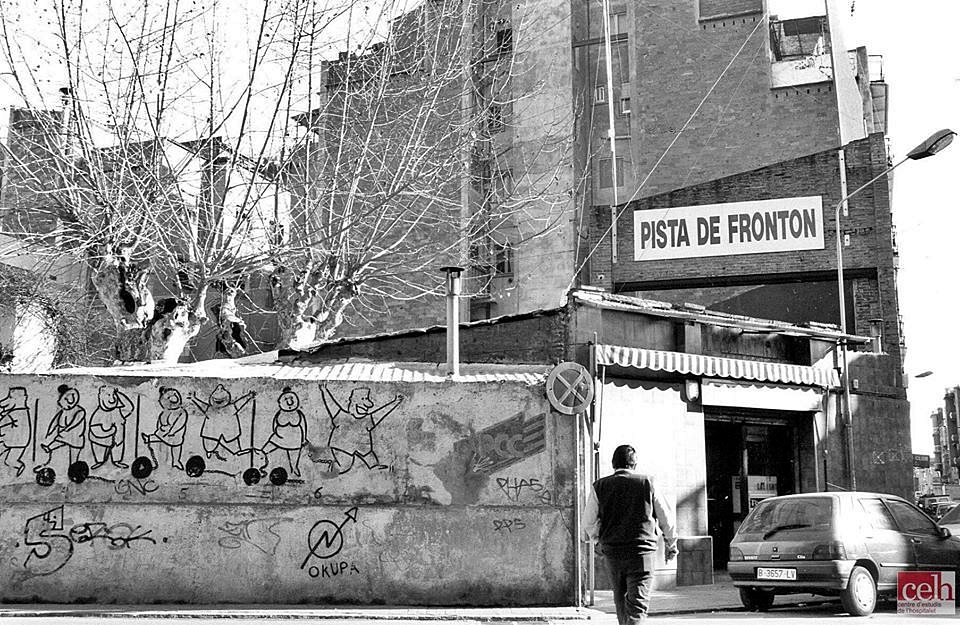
[739,497,833,536]
[940,504,960,524]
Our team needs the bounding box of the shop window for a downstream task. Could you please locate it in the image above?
[597,157,624,189]
[769,16,827,61]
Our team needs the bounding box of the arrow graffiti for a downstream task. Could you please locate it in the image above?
[300,507,359,570]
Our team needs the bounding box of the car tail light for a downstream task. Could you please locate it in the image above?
[812,541,847,560]
[729,546,744,561]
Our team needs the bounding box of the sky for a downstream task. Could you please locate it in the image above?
[839,2,960,455]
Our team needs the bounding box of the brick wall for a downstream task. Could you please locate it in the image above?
[572,1,850,212]
[297,307,568,364]
[588,134,903,374]
[699,0,762,19]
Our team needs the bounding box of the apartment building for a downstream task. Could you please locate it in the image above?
[933,391,960,484]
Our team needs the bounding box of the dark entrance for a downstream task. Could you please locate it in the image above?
[705,415,798,569]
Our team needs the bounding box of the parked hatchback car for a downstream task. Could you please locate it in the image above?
[728,492,960,616]
[939,503,960,534]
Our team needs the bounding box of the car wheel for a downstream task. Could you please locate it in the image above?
[840,565,876,616]
[739,587,775,611]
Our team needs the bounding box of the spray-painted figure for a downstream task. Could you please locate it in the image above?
[0,387,31,476]
[258,387,309,477]
[189,384,255,461]
[88,386,134,470]
[320,384,403,474]
[141,387,188,470]
[38,385,86,468]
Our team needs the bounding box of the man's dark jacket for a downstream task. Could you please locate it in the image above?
[594,469,659,564]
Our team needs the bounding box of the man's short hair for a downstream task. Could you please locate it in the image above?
[612,444,637,469]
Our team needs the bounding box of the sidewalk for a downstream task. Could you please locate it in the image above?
[0,576,838,622]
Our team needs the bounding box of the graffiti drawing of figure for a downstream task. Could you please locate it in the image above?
[320,384,402,474]
[88,386,134,470]
[189,384,254,461]
[141,387,188,470]
[258,387,308,476]
[0,387,31,476]
[38,385,86,468]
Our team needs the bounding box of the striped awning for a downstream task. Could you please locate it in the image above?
[595,344,839,388]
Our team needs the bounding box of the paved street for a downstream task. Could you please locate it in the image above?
[1,596,958,624]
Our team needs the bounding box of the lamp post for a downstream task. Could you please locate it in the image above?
[835,128,956,491]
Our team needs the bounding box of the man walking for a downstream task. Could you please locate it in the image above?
[583,444,677,623]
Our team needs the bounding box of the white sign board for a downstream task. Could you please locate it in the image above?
[633,196,824,261]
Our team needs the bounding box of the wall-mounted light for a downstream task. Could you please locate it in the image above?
[685,379,700,402]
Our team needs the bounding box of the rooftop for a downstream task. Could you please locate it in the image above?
[41,352,549,385]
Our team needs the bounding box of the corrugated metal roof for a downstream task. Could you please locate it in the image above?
[574,290,872,344]
[38,357,549,385]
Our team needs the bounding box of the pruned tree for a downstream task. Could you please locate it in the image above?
[0,0,573,362]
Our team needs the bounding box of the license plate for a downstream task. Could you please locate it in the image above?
[757,567,797,580]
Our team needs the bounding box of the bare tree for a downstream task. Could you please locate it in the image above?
[0,0,573,361]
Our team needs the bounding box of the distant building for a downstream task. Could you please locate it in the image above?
[932,390,960,483]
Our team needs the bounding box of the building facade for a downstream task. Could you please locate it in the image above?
[299,0,902,385]
[589,134,904,375]
[932,390,960,484]
[290,290,912,585]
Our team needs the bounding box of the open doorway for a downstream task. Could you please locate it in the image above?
[705,416,797,570]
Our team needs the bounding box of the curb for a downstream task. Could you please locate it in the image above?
[0,607,603,622]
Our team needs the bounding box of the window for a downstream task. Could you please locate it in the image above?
[615,42,630,83]
[495,28,513,55]
[769,17,827,61]
[594,84,606,103]
[618,97,631,116]
[597,157,624,189]
[858,498,898,531]
[886,499,940,536]
[494,243,513,277]
[488,104,504,133]
[609,12,627,35]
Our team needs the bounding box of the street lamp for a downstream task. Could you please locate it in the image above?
[835,128,956,490]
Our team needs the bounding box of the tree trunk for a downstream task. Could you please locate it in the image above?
[91,252,208,363]
[271,266,355,350]
[90,250,155,330]
[214,285,248,358]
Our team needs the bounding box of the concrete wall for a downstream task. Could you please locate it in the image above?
[0,371,575,605]
[594,377,709,588]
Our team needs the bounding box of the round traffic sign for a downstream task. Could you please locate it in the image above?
[546,362,594,415]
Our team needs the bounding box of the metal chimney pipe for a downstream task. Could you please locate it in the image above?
[440,266,464,376]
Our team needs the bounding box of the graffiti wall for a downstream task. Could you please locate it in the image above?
[0,371,575,605]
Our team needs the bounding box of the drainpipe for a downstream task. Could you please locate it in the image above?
[441,267,464,377]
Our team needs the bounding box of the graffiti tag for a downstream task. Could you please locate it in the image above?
[308,560,361,578]
[496,477,551,503]
[114,477,159,496]
[217,517,292,555]
[492,518,527,532]
[22,505,156,577]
